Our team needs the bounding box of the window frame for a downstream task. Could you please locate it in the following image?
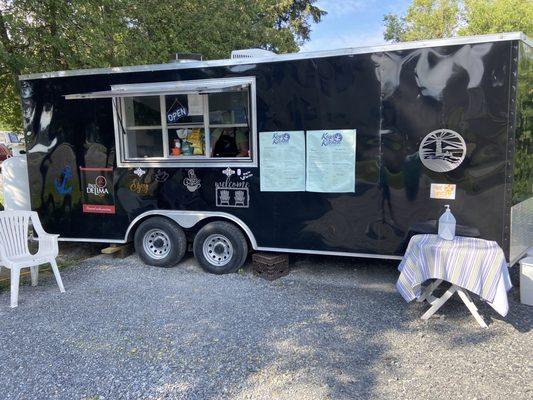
[112,76,257,168]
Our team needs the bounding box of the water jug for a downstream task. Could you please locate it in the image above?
[438,204,456,240]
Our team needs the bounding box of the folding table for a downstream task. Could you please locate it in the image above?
[397,234,512,328]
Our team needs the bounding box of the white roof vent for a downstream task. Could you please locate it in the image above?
[230,48,277,59]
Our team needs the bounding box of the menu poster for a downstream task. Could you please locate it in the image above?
[306,130,356,193]
[79,167,116,214]
[259,131,306,192]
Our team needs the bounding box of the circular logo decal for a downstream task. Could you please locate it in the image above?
[95,176,107,188]
[419,129,466,172]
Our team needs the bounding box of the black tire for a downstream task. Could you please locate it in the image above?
[134,217,187,267]
[193,221,248,274]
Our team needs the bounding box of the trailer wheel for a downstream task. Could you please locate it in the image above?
[134,217,187,267]
[193,221,248,274]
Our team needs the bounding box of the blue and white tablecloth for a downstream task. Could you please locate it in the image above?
[397,234,512,316]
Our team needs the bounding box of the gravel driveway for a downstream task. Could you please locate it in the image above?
[0,253,531,400]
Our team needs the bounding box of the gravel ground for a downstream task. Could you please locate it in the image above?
[0,253,531,400]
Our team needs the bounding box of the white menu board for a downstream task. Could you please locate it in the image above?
[260,131,306,191]
[306,129,356,193]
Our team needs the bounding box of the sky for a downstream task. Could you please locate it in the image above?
[300,0,412,52]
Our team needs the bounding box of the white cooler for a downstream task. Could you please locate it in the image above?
[519,256,533,306]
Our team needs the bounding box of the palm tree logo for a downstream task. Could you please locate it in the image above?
[419,129,466,172]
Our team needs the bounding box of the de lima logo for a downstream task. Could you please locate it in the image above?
[87,176,109,197]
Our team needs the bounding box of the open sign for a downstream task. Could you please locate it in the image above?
[167,105,188,123]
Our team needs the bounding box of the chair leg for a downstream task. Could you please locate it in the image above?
[50,259,65,293]
[10,268,20,308]
[30,266,39,287]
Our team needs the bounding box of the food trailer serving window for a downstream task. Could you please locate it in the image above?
[65,77,257,167]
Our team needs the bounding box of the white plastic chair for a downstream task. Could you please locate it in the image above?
[0,211,65,307]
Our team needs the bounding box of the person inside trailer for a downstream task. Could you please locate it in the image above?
[210,127,249,157]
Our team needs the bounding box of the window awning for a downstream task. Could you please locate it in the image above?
[64,77,252,100]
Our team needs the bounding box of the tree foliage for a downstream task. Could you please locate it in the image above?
[0,0,325,130]
[384,0,533,43]
[384,0,459,42]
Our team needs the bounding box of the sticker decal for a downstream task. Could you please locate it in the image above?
[129,179,150,195]
[54,166,73,195]
[419,129,466,172]
[87,175,110,197]
[430,183,456,200]
[80,167,115,214]
[133,167,146,177]
[183,169,201,192]
[222,167,235,178]
[154,169,169,183]
[215,169,250,208]
[239,171,253,181]
[215,186,250,208]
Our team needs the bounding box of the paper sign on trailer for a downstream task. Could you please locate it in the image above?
[306,130,356,193]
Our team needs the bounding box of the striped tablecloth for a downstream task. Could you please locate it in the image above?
[397,234,511,315]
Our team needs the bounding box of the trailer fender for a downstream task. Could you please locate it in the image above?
[124,210,258,249]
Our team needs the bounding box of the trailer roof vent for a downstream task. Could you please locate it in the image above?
[169,53,203,63]
[230,48,276,59]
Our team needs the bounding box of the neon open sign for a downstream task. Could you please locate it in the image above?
[167,106,188,123]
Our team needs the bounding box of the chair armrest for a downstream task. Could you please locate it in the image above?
[0,242,9,265]
[34,233,60,257]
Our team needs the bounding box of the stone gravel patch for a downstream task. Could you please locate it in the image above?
[0,253,531,399]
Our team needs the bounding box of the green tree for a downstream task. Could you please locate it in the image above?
[384,0,459,42]
[384,0,532,43]
[460,0,533,36]
[0,0,325,131]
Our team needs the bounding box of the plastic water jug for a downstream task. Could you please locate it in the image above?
[438,204,456,240]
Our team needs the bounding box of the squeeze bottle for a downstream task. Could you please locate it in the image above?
[438,204,456,241]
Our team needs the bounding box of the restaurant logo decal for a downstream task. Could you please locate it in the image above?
[216,167,249,208]
[272,132,291,144]
[183,169,201,192]
[419,129,466,173]
[321,132,343,146]
[54,166,73,195]
[80,167,115,214]
[87,176,109,197]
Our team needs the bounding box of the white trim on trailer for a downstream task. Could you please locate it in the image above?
[58,237,124,243]
[19,32,531,81]
[255,247,404,261]
[57,210,405,261]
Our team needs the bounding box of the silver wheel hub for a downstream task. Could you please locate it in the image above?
[203,234,233,266]
[143,229,171,260]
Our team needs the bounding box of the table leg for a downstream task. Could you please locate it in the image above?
[421,284,457,320]
[417,279,443,303]
[456,288,488,328]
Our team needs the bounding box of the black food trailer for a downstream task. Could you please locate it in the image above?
[18,32,532,274]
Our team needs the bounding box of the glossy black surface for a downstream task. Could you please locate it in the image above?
[22,40,523,257]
